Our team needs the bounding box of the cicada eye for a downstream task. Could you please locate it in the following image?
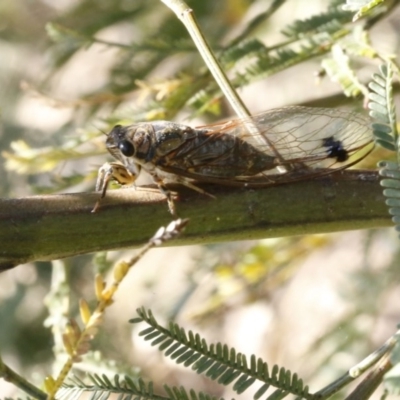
[118,140,135,157]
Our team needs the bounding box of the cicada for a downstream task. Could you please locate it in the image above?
[94,106,374,215]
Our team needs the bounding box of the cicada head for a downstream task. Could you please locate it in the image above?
[105,123,156,167]
[106,120,194,166]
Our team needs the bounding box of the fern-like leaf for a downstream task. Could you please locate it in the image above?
[378,161,400,229]
[220,39,266,67]
[368,62,400,234]
[163,385,221,400]
[282,5,352,38]
[3,398,35,400]
[368,63,398,151]
[130,308,311,399]
[59,373,223,400]
[230,35,322,87]
[368,63,399,147]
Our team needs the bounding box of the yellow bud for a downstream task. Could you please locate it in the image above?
[66,319,81,341]
[79,299,92,325]
[62,333,74,355]
[113,261,130,281]
[101,288,112,301]
[44,375,56,393]
[95,274,105,301]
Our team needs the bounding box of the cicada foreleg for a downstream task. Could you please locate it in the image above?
[92,162,139,213]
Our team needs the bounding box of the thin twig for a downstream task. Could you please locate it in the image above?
[158,0,251,119]
[0,356,47,400]
[314,330,399,399]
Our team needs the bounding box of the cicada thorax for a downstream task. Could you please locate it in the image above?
[107,122,191,159]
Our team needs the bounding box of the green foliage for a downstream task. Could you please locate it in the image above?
[130,307,310,399]
[281,3,352,37]
[58,304,309,400]
[60,373,223,400]
[55,303,400,400]
[369,64,398,151]
[368,62,400,233]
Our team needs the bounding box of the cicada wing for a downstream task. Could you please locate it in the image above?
[251,107,373,168]
[200,106,373,172]
[151,108,373,186]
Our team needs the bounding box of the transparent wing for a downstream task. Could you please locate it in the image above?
[201,106,373,170]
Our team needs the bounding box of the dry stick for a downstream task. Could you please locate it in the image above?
[313,330,399,399]
[345,353,393,400]
[159,0,251,120]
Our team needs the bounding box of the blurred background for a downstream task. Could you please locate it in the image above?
[1,0,400,398]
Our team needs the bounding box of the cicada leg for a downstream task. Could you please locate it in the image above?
[93,163,216,216]
[150,172,216,216]
[92,162,139,213]
[175,178,216,199]
[149,172,178,216]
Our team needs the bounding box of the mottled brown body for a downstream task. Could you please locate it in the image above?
[95,106,374,214]
[106,122,276,179]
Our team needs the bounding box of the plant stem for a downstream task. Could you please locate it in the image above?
[314,330,399,399]
[0,356,47,399]
[0,170,391,271]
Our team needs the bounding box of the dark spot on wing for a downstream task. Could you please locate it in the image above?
[322,137,348,162]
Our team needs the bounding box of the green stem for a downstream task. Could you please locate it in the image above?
[0,170,391,271]
[0,356,47,399]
